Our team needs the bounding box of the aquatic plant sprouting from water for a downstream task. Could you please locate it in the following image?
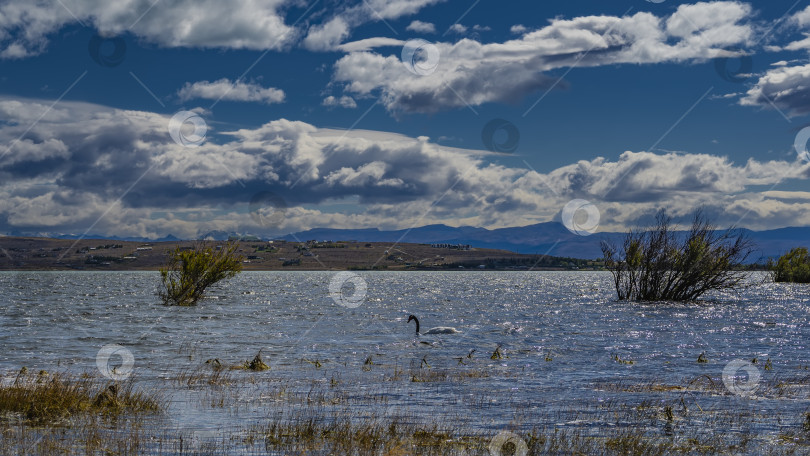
[769,247,810,283]
[600,209,754,302]
[159,242,243,306]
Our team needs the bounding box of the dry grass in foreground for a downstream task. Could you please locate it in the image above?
[0,369,165,455]
[4,362,810,455]
[0,368,162,424]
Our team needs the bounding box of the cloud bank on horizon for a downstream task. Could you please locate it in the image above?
[1,0,810,239]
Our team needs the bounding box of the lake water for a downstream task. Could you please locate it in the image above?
[1,271,809,453]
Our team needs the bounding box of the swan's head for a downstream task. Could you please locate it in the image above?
[407,314,419,335]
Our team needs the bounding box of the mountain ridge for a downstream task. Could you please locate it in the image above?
[280,222,810,260]
[10,222,810,260]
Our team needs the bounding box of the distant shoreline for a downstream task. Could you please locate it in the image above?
[0,268,585,272]
[0,236,602,272]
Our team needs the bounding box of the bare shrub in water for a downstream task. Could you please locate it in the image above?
[601,209,754,301]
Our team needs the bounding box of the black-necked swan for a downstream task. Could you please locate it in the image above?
[407,315,461,335]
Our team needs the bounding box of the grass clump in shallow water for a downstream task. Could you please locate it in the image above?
[237,351,270,371]
[249,415,486,455]
[0,369,161,424]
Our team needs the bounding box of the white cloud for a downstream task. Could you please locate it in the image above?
[740,63,810,116]
[762,191,810,200]
[447,23,467,34]
[783,34,810,51]
[540,151,807,201]
[178,79,285,104]
[1,96,808,238]
[710,92,739,100]
[794,5,810,28]
[0,2,73,58]
[337,37,405,52]
[325,161,406,188]
[302,0,446,51]
[0,0,446,57]
[303,17,350,51]
[775,6,810,51]
[739,6,810,115]
[362,0,444,20]
[1,138,69,166]
[322,95,357,108]
[334,2,755,114]
[406,20,436,34]
[510,24,528,35]
[0,0,297,58]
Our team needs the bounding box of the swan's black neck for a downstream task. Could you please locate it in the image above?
[408,315,420,334]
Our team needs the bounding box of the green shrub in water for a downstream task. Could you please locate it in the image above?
[770,247,810,283]
[601,209,754,302]
[159,242,243,306]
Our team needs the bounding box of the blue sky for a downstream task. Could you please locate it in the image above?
[1,0,810,239]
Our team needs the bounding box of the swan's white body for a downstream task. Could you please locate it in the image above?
[423,326,461,335]
[407,315,461,335]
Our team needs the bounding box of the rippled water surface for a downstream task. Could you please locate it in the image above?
[2,271,810,452]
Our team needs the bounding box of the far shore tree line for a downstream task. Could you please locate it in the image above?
[157,208,810,306]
